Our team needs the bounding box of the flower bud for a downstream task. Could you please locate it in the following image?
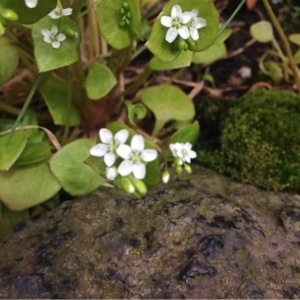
[121,177,135,194]
[184,164,192,174]
[175,165,182,174]
[162,170,170,183]
[65,28,78,38]
[1,8,18,21]
[132,178,147,196]
[177,39,188,51]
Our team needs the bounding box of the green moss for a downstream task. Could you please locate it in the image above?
[198,88,300,192]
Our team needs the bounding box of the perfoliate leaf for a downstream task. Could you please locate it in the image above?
[95,0,142,49]
[146,0,219,62]
[32,16,80,72]
[84,62,117,100]
[1,0,56,24]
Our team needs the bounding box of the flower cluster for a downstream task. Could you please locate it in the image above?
[90,128,158,195]
[90,128,197,195]
[161,4,207,43]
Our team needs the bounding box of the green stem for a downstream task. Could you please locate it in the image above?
[7,73,43,144]
[262,0,300,92]
[217,0,247,38]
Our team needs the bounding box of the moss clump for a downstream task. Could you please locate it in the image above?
[198,88,300,192]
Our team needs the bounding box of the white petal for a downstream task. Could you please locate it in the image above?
[190,29,199,41]
[100,128,113,144]
[114,129,129,145]
[25,0,38,8]
[118,160,133,177]
[49,8,60,19]
[106,167,117,180]
[194,18,207,29]
[178,26,190,39]
[189,150,197,159]
[131,135,144,152]
[132,163,146,179]
[41,29,50,37]
[190,9,198,19]
[141,149,157,162]
[104,152,116,167]
[43,36,52,44]
[171,4,182,18]
[166,27,178,43]
[52,41,61,49]
[116,144,132,160]
[57,33,66,42]
[51,26,58,35]
[181,11,192,24]
[161,16,173,28]
[62,8,73,16]
[90,143,108,157]
[184,142,192,151]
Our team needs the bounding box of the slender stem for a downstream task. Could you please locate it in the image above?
[217,0,247,38]
[262,0,300,92]
[7,74,43,144]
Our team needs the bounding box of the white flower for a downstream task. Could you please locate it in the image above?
[25,0,38,8]
[117,134,158,180]
[41,26,66,49]
[49,7,73,19]
[106,166,118,181]
[90,128,129,167]
[162,170,170,183]
[170,142,197,164]
[161,4,191,43]
[188,9,207,41]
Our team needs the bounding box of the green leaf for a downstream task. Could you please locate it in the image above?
[250,21,273,43]
[0,37,18,85]
[32,16,80,72]
[95,0,142,49]
[0,131,29,171]
[0,161,61,211]
[0,202,29,242]
[169,121,200,145]
[39,76,80,126]
[192,28,232,64]
[149,50,193,70]
[50,139,106,196]
[146,0,219,62]
[84,62,117,100]
[14,142,52,167]
[1,0,56,24]
[294,49,300,64]
[140,85,195,136]
[263,61,283,83]
[289,33,300,46]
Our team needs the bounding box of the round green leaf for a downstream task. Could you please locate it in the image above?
[0,37,18,85]
[50,139,106,196]
[32,16,80,72]
[95,0,142,49]
[250,21,273,43]
[140,85,195,136]
[0,161,61,211]
[84,62,117,100]
[1,0,56,24]
[289,34,300,46]
[146,0,219,62]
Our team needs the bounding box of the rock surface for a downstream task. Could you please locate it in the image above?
[1,165,300,299]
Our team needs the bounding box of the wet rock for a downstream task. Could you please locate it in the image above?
[0,165,300,298]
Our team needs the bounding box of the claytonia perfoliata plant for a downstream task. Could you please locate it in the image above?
[161,4,207,43]
[41,26,66,49]
[90,129,197,196]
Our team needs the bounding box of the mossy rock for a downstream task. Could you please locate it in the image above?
[198,88,300,192]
